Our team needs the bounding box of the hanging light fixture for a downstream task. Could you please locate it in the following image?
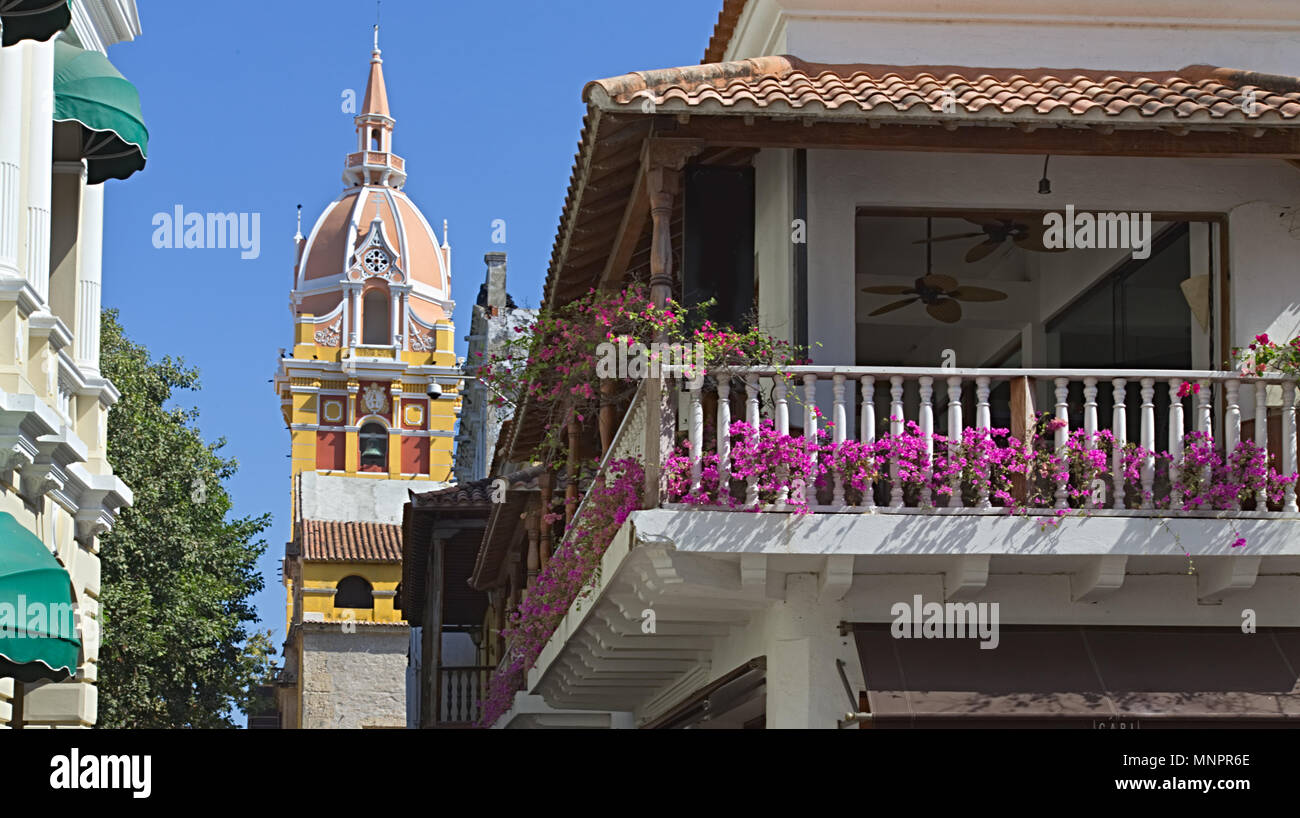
[1037,155,1052,195]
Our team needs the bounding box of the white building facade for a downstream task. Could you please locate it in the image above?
[0,0,145,728]
[493,0,1300,728]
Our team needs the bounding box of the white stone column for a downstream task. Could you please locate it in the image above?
[0,44,23,278]
[22,39,54,304]
[764,573,854,729]
[75,182,104,374]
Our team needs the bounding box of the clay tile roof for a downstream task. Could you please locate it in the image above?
[408,465,546,510]
[703,0,747,65]
[301,519,403,563]
[586,57,1300,126]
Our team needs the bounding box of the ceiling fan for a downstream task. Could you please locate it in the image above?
[862,218,1009,324]
[912,214,1062,264]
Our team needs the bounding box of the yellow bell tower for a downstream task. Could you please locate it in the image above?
[270,26,461,729]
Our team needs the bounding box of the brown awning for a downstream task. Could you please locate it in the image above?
[852,624,1300,727]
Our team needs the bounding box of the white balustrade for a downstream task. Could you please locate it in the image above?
[642,366,1299,519]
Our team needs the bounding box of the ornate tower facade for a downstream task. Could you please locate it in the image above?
[272,30,460,729]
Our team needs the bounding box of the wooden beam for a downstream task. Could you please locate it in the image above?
[662,117,1300,158]
[597,156,651,291]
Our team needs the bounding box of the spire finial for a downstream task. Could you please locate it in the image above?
[294,204,303,243]
[373,1,381,55]
[442,219,449,246]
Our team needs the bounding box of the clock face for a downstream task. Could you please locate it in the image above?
[363,248,389,274]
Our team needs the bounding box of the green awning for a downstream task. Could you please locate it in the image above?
[0,512,81,684]
[52,39,148,184]
[0,0,71,47]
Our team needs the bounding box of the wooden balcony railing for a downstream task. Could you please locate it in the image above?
[647,366,1299,516]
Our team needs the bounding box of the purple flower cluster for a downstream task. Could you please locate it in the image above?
[477,458,644,727]
[663,415,1297,528]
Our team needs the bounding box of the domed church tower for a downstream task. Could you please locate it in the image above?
[272,28,459,729]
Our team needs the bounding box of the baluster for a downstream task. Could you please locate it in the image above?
[1285,380,1298,513]
[1225,379,1241,511]
[745,374,760,508]
[832,374,847,507]
[860,376,876,510]
[889,375,904,508]
[1140,378,1156,509]
[947,376,963,508]
[1254,380,1268,511]
[1112,379,1127,510]
[717,379,731,504]
[975,376,991,508]
[919,376,934,507]
[1168,379,1185,509]
[1197,378,1214,489]
[803,373,819,443]
[1053,378,1070,509]
[1082,377,1098,442]
[775,377,790,504]
[689,379,703,496]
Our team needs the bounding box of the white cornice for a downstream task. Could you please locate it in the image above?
[69,0,141,55]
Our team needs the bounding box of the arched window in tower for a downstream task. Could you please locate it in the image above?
[371,128,382,151]
[335,575,374,609]
[363,289,390,345]
[359,422,388,471]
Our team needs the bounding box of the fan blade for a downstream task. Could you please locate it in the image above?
[1013,231,1067,253]
[861,285,915,295]
[920,274,958,292]
[867,297,919,317]
[965,240,1002,263]
[948,286,1008,302]
[926,299,962,323]
[910,232,984,244]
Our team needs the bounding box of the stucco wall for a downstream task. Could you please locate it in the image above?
[300,626,409,729]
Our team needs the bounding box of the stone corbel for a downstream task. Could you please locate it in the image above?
[20,462,63,503]
[0,441,35,482]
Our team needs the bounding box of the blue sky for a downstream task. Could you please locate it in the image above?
[102,1,720,654]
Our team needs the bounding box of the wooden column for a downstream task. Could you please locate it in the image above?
[538,470,555,570]
[420,534,445,729]
[565,419,580,526]
[642,139,702,507]
[599,379,617,456]
[525,510,540,590]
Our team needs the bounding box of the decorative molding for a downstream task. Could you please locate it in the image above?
[314,317,342,347]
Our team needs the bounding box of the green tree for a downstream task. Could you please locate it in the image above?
[95,309,276,727]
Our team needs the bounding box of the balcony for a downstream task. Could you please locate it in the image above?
[619,365,1299,519]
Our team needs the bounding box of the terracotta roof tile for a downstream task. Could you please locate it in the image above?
[703,0,747,65]
[408,465,545,510]
[301,519,403,563]
[586,57,1300,126]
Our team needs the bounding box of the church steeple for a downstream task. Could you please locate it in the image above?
[344,25,405,188]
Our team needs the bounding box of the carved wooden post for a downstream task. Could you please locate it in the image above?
[565,419,580,526]
[1010,376,1035,505]
[641,140,701,507]
[599,379,617,456]
[538,470,554,570]
[525,511,540,590]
